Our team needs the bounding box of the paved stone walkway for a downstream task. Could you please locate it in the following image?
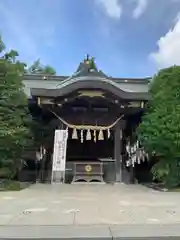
[0,183,180,226]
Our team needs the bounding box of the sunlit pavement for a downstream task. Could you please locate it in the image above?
[0,183,180,226]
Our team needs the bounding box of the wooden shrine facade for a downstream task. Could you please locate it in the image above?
[26,56,151,184]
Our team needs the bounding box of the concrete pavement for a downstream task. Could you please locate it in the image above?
[1,183,180,225]
[0,225,180,239]
[0,183,180,238]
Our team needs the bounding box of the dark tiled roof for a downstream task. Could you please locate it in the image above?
[31,87,150,100]
[110,77,151,84]
[30,77,150,100]
[24,73,151,83]
[23,74,67,81]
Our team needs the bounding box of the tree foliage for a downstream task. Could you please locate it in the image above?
[88,57,98,71]
[28,59,56,75]
[0,36,33,179]
[138,66,180,187]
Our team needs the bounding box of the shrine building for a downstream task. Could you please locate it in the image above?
[24,56,151,184]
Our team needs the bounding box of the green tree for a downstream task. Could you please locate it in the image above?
[0,36,5,53]
[43,65,56,75]
[28,59,56,75]
[4,50,19,63]
[28,59,43,74]
[138,66,180,187]
[0,37,33,179]
[89,57,98,71]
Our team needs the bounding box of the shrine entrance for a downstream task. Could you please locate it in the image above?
[67,136,114,162]
[30,55,150,184]
[51,91,124,183]
[66,128,115,183]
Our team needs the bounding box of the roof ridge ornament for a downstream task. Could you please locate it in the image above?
[84,55,97,71]
[73,55,108,78]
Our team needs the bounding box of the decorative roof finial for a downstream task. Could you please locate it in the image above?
[86,54,89,61]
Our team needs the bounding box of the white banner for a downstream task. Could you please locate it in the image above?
[52,130,68,171]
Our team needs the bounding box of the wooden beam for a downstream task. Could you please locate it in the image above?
[114,123,123,182]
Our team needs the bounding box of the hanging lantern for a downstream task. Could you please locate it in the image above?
[72,128,78,139]
[86,129,91,140]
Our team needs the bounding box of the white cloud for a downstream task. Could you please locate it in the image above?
[150,14,180,68]
[133,0,148,19]
[95,0,122,19]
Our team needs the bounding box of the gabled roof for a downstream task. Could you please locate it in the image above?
[29,75,150,100]
[23,73,150,83]
[23,56,151,100]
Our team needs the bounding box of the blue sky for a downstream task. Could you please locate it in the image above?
[0,0,180,78]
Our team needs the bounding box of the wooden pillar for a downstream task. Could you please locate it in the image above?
[114,122,123,182]
[129,165,135,183]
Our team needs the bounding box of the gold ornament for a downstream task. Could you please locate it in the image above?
[85,165,92,172]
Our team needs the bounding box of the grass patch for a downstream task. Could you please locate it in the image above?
[143,182,180,192]
[0,179,30,191]
[168,188,180,192]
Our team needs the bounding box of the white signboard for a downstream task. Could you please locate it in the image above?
[52,130,68,171]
